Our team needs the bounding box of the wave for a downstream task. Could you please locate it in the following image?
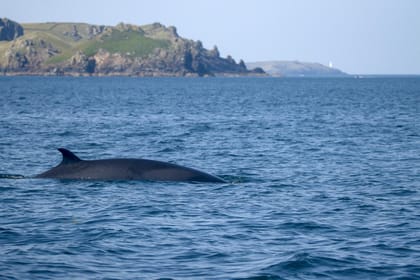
[0,174,26,179]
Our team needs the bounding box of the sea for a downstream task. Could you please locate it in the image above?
[0,76,419,279]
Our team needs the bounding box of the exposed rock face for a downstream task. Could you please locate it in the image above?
[0,18,24,41]
[63,25,82,41]
[66,51,96,73]
[0,19,264,76]
[87,25,105,39]
[4,38,59,71]
[93,49,131,73]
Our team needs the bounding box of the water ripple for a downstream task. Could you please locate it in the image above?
[0,77,419,279]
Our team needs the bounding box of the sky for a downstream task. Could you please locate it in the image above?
[3,0,420,74]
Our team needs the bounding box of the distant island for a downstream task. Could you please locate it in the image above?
[0,18,264,77]
[246,61,347,77]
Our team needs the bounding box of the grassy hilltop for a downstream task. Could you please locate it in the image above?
[0,19,261,76]
[20,22,170,63]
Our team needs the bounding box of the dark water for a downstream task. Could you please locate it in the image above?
[1,76,419,279]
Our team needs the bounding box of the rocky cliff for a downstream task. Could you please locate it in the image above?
[0,19,263,76]
[0,18,24,41]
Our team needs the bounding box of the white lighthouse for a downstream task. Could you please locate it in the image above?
[328,61,333,68]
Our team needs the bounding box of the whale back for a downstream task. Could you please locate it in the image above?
[35,148,225,183]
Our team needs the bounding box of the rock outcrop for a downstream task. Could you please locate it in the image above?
[0,18,24,41]
[0,19,264,76]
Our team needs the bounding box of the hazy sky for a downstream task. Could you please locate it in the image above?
[3,0,420,74]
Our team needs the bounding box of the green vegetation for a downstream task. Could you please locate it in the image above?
[22,22,58,31]
[46,52,72,64]
[23,22,95,43]
[81,29,170,58]
[13,23,171,64]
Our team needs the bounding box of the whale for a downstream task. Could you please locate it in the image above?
[34,148,226,183]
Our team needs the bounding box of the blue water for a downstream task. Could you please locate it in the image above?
[0,76,419,279]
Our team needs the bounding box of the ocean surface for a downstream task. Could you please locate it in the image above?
[0,76,419,279]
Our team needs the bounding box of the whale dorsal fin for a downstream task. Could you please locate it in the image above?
[58,148,82,165]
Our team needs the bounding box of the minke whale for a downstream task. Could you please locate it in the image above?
[34,148,226,183]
